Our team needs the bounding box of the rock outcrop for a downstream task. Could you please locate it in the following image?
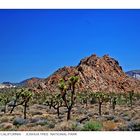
[34,54,140,93]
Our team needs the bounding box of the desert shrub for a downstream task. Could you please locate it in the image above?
[82,121,102,131]
[0,116,9,123]
[116,93,127,105]
[54,120,78,131]
[13,117,28,126]
[135,93,140,102]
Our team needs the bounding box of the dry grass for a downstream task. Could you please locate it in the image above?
[0,101,140,131]
[17,125,49,131]
[103,121,117,131]
[0,116,9,123]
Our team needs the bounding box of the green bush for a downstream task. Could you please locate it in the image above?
[82,121,102,131]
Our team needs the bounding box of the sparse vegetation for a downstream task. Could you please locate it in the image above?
[82,121,102,131]
[0,76,139,131]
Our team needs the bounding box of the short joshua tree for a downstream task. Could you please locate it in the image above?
[109,92,117,113]
[94,92,109,116]
[128,90,134,108]
[0,88,13,113]
[45,93,63,117]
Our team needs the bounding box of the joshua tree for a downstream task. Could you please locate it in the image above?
[10,88,23,114]
[52,94,63,117]
[77,92,90,107]
[94,92,109,116]
[0,94,10,113]
[45,93,63,117]
[108,93,117,113]
[20,88,32,119]
[128,90,134,108]
[58,76,79,120]
[45,94,54,109]
[0,89,13,113]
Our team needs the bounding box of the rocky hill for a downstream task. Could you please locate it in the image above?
[1,77,42,88]
[17,77,42,87]
[126,70,140,80]
[34,54,140,93]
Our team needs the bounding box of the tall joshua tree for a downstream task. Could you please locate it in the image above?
[10,88,23,114]
[21,89,32,119]
[58,76,79,120]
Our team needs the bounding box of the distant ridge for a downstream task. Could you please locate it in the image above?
[126,70,140,80]
[1,77,43,89]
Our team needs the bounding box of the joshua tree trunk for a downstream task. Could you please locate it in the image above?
[24,101,27,119]
[129,91,134,109]
[99,102,102,116]
[112,97,116,113]
[49,99,53,109]
[10,100,17,114]
[67,107,72,120]
[4,103,7,113]
[57,107,60,117]
[86,99,88,107]
[129,94,133,108]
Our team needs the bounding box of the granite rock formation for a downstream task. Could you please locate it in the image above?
[33,54,140,93]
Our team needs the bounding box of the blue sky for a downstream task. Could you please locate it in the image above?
[0,9,140,83]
